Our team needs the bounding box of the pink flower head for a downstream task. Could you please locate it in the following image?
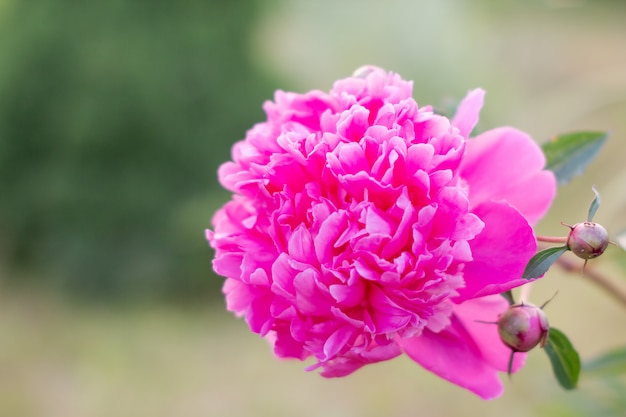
[206,66,556,399]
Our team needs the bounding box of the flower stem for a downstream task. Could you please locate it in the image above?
[519,282,533,304]
[536,235,568,244]
[556,256,626,309]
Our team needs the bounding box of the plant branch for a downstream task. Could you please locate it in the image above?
[519,281,534,304]
[536,235,568,244]
[555,256,626,309]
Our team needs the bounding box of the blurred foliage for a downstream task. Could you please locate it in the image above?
[538,374,626,417]
[0,0,276,300]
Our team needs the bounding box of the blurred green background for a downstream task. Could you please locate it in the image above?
[1,0,626,416]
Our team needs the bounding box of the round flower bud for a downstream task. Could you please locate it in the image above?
[567,221,609,260]
[497,303,549,352]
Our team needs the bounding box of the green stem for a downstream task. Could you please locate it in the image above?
[556,257,626,309]
[536,235,568,244]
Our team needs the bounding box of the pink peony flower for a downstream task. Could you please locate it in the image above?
[206,66,556,399]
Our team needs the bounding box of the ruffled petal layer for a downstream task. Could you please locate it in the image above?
[460,127,556,225]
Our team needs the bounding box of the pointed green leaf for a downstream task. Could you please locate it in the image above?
[545,327,581,390]
[501,290,515,305]
[542,131,609,185]
[583,347,626,376]
[587,186,601,222]
[523,246,569,279]
[507,351,515,376]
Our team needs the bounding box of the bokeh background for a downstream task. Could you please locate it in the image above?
[1,0,626,416]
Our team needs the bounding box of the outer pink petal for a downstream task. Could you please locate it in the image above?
[456,200,536,302]
[400,295,524,399]
[460,127,556,225]
[315,342,402,377]
[400,320,502,399]
[451,89,485,138]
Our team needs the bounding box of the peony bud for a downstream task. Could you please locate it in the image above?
[497,303,549,352]
[567,221,609,260]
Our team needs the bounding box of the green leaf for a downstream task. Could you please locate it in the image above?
[545,327,581,390]
[587,186,601,222]
[523,246,569,279]
[433,101,458,119]
[542,131,609,185]
[583,347,626,376]
[501,290,515,305]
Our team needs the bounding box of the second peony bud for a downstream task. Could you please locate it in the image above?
[567,221,610,260]
[497,303,549,352]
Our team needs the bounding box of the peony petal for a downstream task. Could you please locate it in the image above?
[460,127,557,225]
[456,200,536,302]
[452,89,485,138]
[314,211,348,264]
[294,269,333,315]
[323,325,355,360]
[369,286,413,333]
[222,278,252,315]
[399,313,504,399]
[273,326,309,360]
[329,282,366,307]
[288,225,316,264]
[316,341,403,377]
[247,295,274,336]
[212,252,243,280]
